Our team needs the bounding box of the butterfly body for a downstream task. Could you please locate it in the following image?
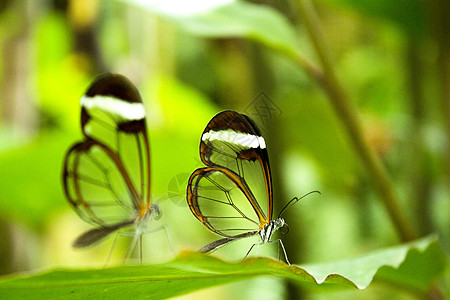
[187,110,292,263]
[63,74,157,259]
[134,203,160,235]
[259,218,285,243]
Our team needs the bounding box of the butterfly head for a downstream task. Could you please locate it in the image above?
[151,204,162,220]
[259,218,286,243]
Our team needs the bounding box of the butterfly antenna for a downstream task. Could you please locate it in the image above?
[278,190,321,218]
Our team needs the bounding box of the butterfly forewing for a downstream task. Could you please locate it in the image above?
[80,74,151,207]
[198,111,273,224]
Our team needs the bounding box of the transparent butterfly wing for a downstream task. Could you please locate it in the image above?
[63,140,139,226]
[187,166,262,237]
[187,111,274,239]
[80,74,151,208]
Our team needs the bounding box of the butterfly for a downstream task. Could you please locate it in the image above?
[62,73,160,261]
[187,110,317,264]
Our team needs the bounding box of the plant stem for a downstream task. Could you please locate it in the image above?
[433,0,450,196]
[293,0,417,241]
[406,37,433,235]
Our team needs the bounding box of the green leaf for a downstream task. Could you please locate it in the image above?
[0,236,444,299]
[120,0,299,55]
[301,235,445,291]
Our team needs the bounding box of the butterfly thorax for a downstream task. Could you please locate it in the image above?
[134,204,160,234]
[259,218,285,243]
[138,202,151,218]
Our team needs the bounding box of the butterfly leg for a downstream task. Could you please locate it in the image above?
[243,243,257,260]
[255,242,261,257]
[104,232,120,267]
[267,239,290,265]
[243,238,265,261]
[278,239,290,265]
[143,224,175,255]
[139,234,143,264]
[276,240,280,261]
[124,232,140,264]
[158,224,175,254]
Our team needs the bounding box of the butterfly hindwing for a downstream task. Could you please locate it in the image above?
[187,166,262,237]
[63,140,138,228]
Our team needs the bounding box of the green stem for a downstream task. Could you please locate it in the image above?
[293,0,417,241]
[406,38,433,235]
[433,0,450,192]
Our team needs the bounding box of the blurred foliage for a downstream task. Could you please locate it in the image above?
[0,0,448,299]
[322,0,427,36]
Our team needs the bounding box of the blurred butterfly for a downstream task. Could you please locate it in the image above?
[62,73,160,261]
[187,110,318,264]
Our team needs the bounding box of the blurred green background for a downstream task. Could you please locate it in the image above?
[0,0,448,299]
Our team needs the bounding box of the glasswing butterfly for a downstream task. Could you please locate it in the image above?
[62,73,160,261]
[187,110,317,264]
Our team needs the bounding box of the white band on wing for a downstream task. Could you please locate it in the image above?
[202,130,266,149]
[80,95,145,120]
